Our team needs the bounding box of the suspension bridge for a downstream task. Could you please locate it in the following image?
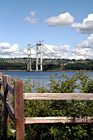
[26,41,61,71]
[0,41,61,71]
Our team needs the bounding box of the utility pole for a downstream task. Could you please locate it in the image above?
[27,44,32,71]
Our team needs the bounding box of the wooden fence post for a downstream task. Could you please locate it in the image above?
[3,75,10,139]
[0,73,3,139]
[14,79,25,140]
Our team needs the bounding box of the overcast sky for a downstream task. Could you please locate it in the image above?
[0,0,93,59]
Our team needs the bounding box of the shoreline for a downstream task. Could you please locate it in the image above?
[0,70,93,72]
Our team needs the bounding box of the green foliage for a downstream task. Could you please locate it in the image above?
[0,58,93,71]
[47,73,77,93]
[64,62,93,70]
[77,72,93,93]
[0,62,27,70]
[0,71,93,140]
[43,64,60,71]
[24,72,93,140]
[23,77,34,93]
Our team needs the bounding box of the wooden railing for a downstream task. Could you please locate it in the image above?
[0,73,93,140]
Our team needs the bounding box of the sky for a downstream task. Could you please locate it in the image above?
[0,0,93,59]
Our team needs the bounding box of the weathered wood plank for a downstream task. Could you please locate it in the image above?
[7,83,14,95]
[23,93,93,100]
[14,79,25,140]
[0,73,3,94]
[6,101,15,120]
[0,80,3,85]
[0,94,4,102]
[0,73,3,140]
[0,73,3,81]
[3,75,10,139]
[25,117,93,124]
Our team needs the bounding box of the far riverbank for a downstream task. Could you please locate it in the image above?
[0,70,93,72]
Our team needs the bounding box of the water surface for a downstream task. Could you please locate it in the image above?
[0,71,93,91]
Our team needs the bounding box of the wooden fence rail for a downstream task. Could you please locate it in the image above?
[0,73,93,140]
[24,117,93,124]
[23,93,93,100]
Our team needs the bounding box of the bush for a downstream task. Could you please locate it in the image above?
[0,72,93,140]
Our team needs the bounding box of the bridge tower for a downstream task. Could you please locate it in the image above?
[27,44,32,71]
[36,42,43,71]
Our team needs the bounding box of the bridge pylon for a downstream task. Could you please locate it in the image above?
[36,42,43,71]
[27,44,32,71]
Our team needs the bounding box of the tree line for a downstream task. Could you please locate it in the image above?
[0,60,93,70]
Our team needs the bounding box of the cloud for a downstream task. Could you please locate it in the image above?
[69,48,93,60]
[71,14,93,34]
[42,44,70,58]
[68,35,93,60]
[0,42,36,58]
[0,42,19,55]
[18,48,36,58]
[0,39,92,60]
[75,34,93,49]
[24,11,38,24]
[0,42,70,58]
[24,16,38,24]
[44,12,74,27]
[30,11,36,17]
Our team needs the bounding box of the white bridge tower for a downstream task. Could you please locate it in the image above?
[27,44,32,71]
[36,42,43,71]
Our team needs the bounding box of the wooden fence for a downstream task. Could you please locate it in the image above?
[0,73,93,140]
